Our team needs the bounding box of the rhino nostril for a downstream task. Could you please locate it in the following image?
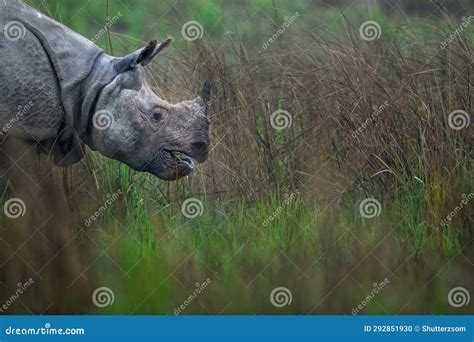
[191,141,208,157]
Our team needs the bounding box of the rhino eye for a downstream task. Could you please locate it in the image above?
[152,110,162,121]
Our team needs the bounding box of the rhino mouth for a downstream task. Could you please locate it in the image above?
[147,148,196,180]
[141,148,205,181]
[168,150,196,170]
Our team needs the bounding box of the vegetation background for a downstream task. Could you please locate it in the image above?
[0,0,472,314]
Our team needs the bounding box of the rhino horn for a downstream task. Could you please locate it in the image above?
[201,80,212,103]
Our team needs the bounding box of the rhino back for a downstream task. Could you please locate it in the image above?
[1,0,104,141]
[0,21,64,141]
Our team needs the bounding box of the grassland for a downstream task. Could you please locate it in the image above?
[0,0,472,315]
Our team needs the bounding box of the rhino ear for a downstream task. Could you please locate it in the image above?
[137,38,172,66]
[115,38,172,73]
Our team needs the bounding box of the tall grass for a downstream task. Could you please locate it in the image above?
[0,3,472,314]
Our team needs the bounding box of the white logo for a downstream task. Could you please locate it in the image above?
[359,21,381,41]
[270,287,292,307]
[92,287,115,307]
[4,21,27,41]
[181,21,204,42]
[359,198,381,219]
[448,110,470,130]
[181,198,204,218]
[448,287,470,308]
[92,110,114,130]
[270,110,292,130]
[4,198,26,219]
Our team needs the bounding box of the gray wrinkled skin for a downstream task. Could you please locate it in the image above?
[0,0,210,181]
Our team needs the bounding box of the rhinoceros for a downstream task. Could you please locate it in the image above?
[0,0,210,185]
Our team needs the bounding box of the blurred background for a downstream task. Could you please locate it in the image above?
[0,0,472,315]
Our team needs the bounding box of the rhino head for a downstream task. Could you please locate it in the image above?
[85,39,211,181]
